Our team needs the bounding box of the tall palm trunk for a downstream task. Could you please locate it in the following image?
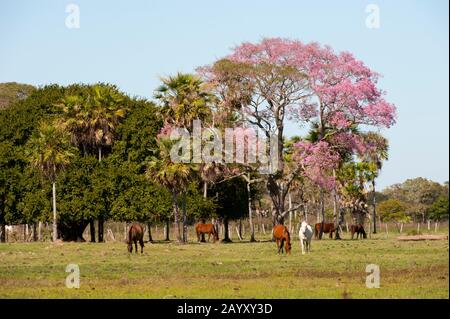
[333,169,341,239]
[247,175,256,242]
[182,192,187,243]
[52,182,57,241]
[201,182,207,242]
[172,192,182,242]
[97,146,104,242]
[372,179,377,234]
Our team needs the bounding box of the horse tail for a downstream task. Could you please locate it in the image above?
[283,227,291,244]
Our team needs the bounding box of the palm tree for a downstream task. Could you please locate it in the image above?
[57,84,127,241]
[146,138,197,243]
[154,73,213,128]
[27,121,76,241]
[360,132,389,233]
[154,73,214,242]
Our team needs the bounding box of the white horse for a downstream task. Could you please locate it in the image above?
[298,221,313,254]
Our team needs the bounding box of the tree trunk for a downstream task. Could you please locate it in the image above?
[372,180,377,234]
[90,221,96,242]
[182,192,187,243]
[222,217,231,242]
[0,224,5,243]
[247,176,256,242]
[52,182,57,241]
[38,221,42,241]
[165,219,170,241]
[147,222,153,242]
[172,192,182,242]
[238,219,243,240]
[288,192,293,233]
[58,221,88,241]
[33,223,37,242]
[319,189,325,240]
[98,146,102,162]
[98,217,104,243]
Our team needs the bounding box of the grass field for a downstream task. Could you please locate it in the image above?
[0,230,448,299]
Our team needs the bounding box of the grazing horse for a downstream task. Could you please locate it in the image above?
[195,223,219,243]
[299,221,313,254]
[272,225,291,254]
[314,223,336,239]
[350,224,367,239]
[127,223,144,254]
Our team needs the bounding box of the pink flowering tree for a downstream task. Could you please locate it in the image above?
[200,38,397,225]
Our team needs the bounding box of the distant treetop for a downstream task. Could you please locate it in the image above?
[0,82,36,110]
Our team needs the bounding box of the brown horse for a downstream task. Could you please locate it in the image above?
[195,223,219,243]
[314,223,336,239]
[350,224,367,239]
[272,225,291,254]
[127,223,144,254]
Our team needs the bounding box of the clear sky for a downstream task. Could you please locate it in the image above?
[1,0,448,190]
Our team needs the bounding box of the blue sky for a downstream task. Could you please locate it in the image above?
[0,0,448,190]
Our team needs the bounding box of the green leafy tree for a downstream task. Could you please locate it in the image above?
[427,195,449,221]
[383,178,446,222]
[26,121,76,241]
[378,198,411,231]
[57,84,128,242]
[146,138,198,243]
[210,177,248,242]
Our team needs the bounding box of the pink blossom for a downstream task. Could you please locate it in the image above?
[293,140,340,191]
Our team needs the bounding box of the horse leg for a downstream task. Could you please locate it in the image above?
[207,232,211,242]
[134,240,138,254]
[139,239,144,254]
[300,238,305,255]
[197,231,200,242]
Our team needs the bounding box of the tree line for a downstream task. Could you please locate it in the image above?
[1,38,446,243]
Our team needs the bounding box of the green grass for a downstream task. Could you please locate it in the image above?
[0,231,448,299]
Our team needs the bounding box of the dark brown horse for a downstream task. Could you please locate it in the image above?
[272,225,291,254]
[314,223,336,239]
[350,224,367,239]
[127,223,144,254]
[195,223,219,243]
